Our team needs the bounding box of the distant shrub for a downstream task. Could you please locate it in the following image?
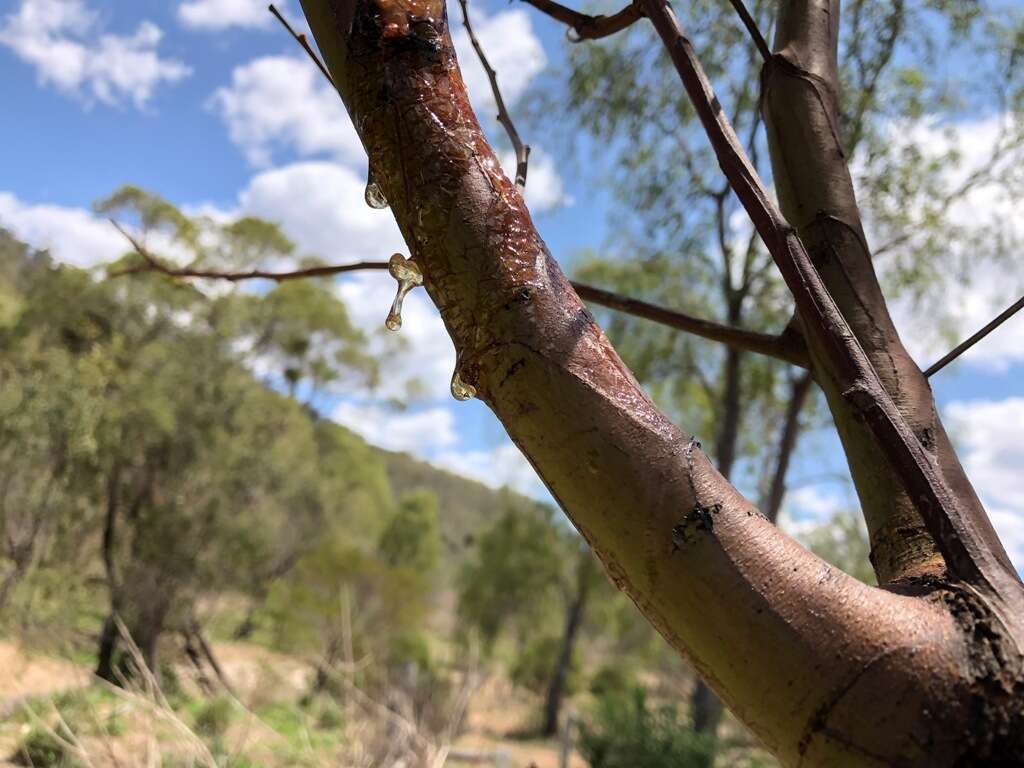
[510,634,581,697]
[13,726,79,767]
[193,695,234,739]
[588,664,637,698]
[578,687,716,768]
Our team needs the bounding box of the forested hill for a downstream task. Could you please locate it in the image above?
[381,448,548,555]
[0,224,545,589]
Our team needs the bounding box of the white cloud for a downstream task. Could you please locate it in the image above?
[860,115,1024,372]
[236,161,405,260]
[0,192,125,267]
[208,55,362,167]
[178,0,281,30]
[945,398,1024,569]
[332,402,458,453]
[195,161,456,400]
[0,0,189,108]
[434,441,545,499]
[206,7,567,212]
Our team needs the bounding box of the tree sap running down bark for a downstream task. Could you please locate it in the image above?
[299,0,1024,762]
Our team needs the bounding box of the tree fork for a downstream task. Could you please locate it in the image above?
[761,0,1013,587]
[300,0,1024,762]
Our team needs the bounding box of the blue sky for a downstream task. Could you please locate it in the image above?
[2,0,1023,569]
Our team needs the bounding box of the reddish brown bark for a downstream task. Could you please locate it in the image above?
[299,0,1024,762]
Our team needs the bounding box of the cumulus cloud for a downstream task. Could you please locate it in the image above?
[0,0,189,108]
[206,8,567,210]
[859,116,1024,372]
[945,398,1024,569]
[193,161,453,399]
[208,56,362,167]
[235,162,405,261]
[178,0,282,30]
[332,402,458,453]
[434,441,545,499]
[0,192,125,267]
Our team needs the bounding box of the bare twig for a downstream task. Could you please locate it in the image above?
[457,0,530,188]
[521,0,643,41]
[924,292,1024,378]
[268,4,335,89]
[109,221,805,364]
[637,0,1024,606]
[726,0,770,61]
[108,220,388,282]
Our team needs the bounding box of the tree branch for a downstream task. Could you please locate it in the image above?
[725,0,770,61]
[637,0,1024,617]
[269,3,336,89]
[574,282,808,367]
[761,369,814,523]
[294,3,1006,758]
[457,0,530,188]
[109,221,806,365]
[107,220,389,282]
[520,0,643,41]
[924,292,1024,378]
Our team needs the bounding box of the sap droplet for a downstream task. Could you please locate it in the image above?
[451,370,476,401]
[384,253,423,333]
[364,167,389,210]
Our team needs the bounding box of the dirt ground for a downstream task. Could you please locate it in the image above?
[0,641,585,767]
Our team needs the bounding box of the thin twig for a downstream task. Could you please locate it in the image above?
[457,0,530,188]
[637,0,1023,601]
[108,220,388,282]
[109,221,805,364]
[268,3,336,89]
[924,292,1024,378]
[726,0,771,61]
[521,0,643,41]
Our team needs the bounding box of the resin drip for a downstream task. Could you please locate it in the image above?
[450,370,476,401]
[384,253,423,331]
[364,167,389,210]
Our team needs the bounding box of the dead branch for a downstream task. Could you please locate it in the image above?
[574,282,808,366]
[269,4,336,89]
[924,291,1024,378]
[457,0,530,188]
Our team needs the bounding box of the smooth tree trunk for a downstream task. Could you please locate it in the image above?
[299,0,1024,763]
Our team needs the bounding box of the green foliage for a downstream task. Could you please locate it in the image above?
[589,663,638,698]
[456,505,565,651]
[13,726,79,767]
[510,634,579,696]
[193,696,235,739]
[378,490,442,572]
[578,688,716,768]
